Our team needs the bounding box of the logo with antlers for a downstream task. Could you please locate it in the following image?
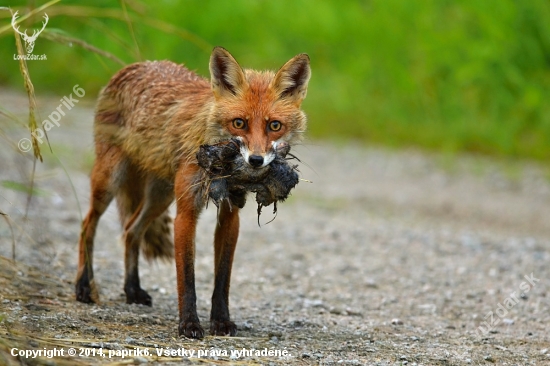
[11,11,48,54]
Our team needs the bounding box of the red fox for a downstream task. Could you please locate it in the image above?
[75,47,311,338]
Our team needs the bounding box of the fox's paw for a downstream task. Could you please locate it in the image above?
[179,321,205,339]
[210,320,237,336]
[125,288,152,306]
[75,278,99,304]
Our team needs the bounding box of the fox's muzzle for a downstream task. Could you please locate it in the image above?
[248,155,264,168]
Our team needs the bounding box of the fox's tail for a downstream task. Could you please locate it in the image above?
[116,187,174,261]
[142,211,173,260]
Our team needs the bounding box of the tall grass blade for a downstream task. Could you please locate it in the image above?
[1,7,46,162]
[0,0,61,35]
[120,0,142,61]
[41,29,126,66]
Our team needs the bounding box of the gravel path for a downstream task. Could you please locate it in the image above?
[1,90,549,365]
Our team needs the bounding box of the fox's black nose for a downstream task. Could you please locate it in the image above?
[248,155,264,168]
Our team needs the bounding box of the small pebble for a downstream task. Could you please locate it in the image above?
[345,308,362,316]
[484,355,495,362]
[304,299,324,308]
[365,279,378,288]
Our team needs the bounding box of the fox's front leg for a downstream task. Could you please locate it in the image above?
[175,165,204,339]
[210,199,239,336]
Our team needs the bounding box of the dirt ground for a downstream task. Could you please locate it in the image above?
[0,89,549,365]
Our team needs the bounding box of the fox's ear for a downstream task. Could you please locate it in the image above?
[209,47,247,98]
[271,54,311,105]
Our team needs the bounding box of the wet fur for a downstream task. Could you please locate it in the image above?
[75,47,310,339]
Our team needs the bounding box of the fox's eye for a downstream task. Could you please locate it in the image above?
[269,120,282,131]
[233,118,246,129]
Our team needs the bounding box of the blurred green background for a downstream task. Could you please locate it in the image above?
[2,0,550,160]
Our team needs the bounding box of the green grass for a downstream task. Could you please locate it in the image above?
[1,0,550,160]
[1,180,48,196]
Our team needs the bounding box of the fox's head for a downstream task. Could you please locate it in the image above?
[208,47,311,168]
